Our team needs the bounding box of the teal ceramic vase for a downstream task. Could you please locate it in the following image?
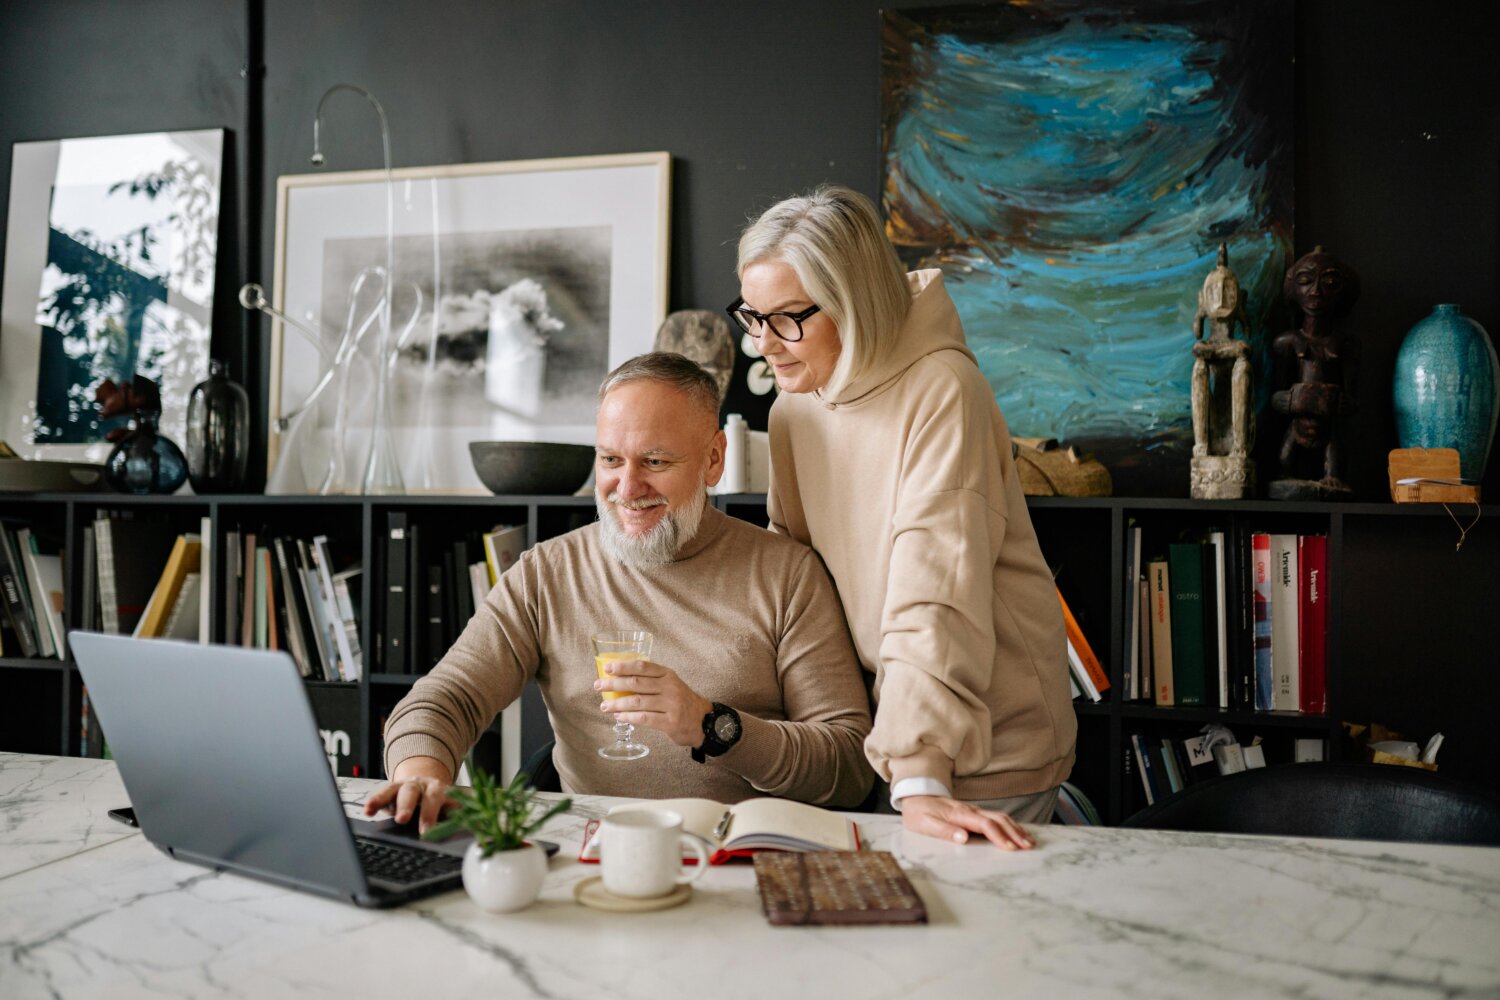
[1393,304,1500,481]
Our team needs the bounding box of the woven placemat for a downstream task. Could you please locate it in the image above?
[753,851,926,925]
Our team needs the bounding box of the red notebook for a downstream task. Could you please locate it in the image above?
[578,797,861,866]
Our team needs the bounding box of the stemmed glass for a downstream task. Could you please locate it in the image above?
[593,630,652,760]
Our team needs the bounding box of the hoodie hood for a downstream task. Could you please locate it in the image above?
[818,269,976,407]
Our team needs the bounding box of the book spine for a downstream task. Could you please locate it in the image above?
[295,538,335,680]
[407,523,423,675]
[1130,733,1158,805]
[1271,533,1300,711]
[1057,587,1109,694]
[81,525,97,633]
[17,529,58,657]
[1208,531,1229,710]
[330,573,364,680]
[1148,558,1174,706]
[427,563,445,670]
[1251,533,1274,711]
[0,524,40,657]
[313,536,356,681]
[198,515,213,645]
[253,546,268,648]
[1065,637,1101,702]
[1137,576,1152,702]
[272,537,313,677]
[222,529,240,645]
[241,533,257,647]
[1299,534,1329,715]
[1230,521,1254,711]
[95,517,120,635]
[385,513,408,674]
[1167,543,1207,707]
[1124,524,1141,701]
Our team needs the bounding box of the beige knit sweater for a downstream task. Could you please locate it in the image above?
[382,506,873,807]
[768,269,1077,800]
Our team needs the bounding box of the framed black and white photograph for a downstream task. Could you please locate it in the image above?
[268,151,670,494]
[0,129,224,462]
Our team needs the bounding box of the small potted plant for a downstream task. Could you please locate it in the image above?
[425,766,571,913]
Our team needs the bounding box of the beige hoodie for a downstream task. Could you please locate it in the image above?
[768,269,1076,800]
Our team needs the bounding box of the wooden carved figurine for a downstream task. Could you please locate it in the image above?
[1189,244,1255,499]
[1269,245,1361,500]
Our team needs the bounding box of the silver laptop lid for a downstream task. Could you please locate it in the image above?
[70,631,367,899]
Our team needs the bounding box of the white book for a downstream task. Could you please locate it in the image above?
[468,561,490,610]
[15,528,56,657]
[198,515,213,645]
[312,536,356,683]
[17,529,60,658]
[330,565,364,681]
[1270,533,1300,711]
[501,701,522,784]
[94,516,119,634]
[163,573,202,640]
[1209,530,1229,710]
[482,525,527,586]
[1066,637,1101,702]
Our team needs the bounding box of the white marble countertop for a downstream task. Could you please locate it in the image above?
[3,753,1499,999]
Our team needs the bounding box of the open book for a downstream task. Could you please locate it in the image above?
[580,797,861,865]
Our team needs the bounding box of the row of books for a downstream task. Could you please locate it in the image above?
[1123,525,1328,713]
[378,514,523,674]
[0,520,65,659]
[222,528,363,683]
[1128,730,1329,805]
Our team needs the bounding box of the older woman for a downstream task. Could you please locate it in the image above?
[730,186,1076,848]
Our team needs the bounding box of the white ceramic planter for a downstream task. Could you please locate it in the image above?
[462,841,548,912]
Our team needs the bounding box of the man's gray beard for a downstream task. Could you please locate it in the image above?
[595,488,707,568]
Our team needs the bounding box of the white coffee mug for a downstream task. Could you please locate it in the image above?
[600,809,710,898]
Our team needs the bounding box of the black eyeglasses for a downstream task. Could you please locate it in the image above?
[725,297,821,343]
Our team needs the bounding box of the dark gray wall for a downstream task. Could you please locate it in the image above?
[3,0,1499,499]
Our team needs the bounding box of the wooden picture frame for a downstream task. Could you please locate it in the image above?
[268,151,670,494]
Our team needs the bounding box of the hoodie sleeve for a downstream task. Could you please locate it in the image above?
[866,369,1007,790]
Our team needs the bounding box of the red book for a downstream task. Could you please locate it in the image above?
[1298,534,1328,715]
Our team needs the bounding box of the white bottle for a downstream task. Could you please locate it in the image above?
[722,414,747,494]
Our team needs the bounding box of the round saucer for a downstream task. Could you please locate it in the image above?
[573,876,692,913]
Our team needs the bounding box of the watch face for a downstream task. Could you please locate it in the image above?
[713,713,740,741]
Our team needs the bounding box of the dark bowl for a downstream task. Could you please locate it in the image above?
[468,441,595,496]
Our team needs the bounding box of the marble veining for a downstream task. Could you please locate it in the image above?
[0,752,136,879]
[3,754,1499,1000]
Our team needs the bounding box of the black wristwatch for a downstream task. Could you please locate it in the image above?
[691,702,742,763]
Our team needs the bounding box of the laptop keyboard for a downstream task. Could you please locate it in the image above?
[354,836,463,886]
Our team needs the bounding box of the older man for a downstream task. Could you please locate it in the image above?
[367,353,873,831]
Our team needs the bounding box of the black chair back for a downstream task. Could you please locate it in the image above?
[1122,762,1500,846]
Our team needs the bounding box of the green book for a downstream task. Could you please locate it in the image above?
[1167,542,1207,707]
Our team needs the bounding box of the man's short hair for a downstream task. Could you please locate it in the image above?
[598,352,722,421]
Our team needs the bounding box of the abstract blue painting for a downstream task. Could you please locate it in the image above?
[882,2,1293,495]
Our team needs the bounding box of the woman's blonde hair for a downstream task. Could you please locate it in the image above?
[736,185,910,397]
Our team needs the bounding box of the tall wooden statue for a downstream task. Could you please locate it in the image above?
[1269,246,1361,500]
[1190,244,1255,499]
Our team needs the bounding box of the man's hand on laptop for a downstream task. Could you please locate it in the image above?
[596,658,713,747]
[363,757,456,835]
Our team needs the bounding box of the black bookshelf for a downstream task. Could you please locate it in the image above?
[3,491,1495,822]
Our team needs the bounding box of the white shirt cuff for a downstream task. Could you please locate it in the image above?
[890,776,953,811]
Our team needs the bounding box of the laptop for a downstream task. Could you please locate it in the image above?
[71,630,482,908]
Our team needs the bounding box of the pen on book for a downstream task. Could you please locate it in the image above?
[713,809,733,842]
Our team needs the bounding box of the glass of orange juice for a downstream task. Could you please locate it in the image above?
[592,629,652,760]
